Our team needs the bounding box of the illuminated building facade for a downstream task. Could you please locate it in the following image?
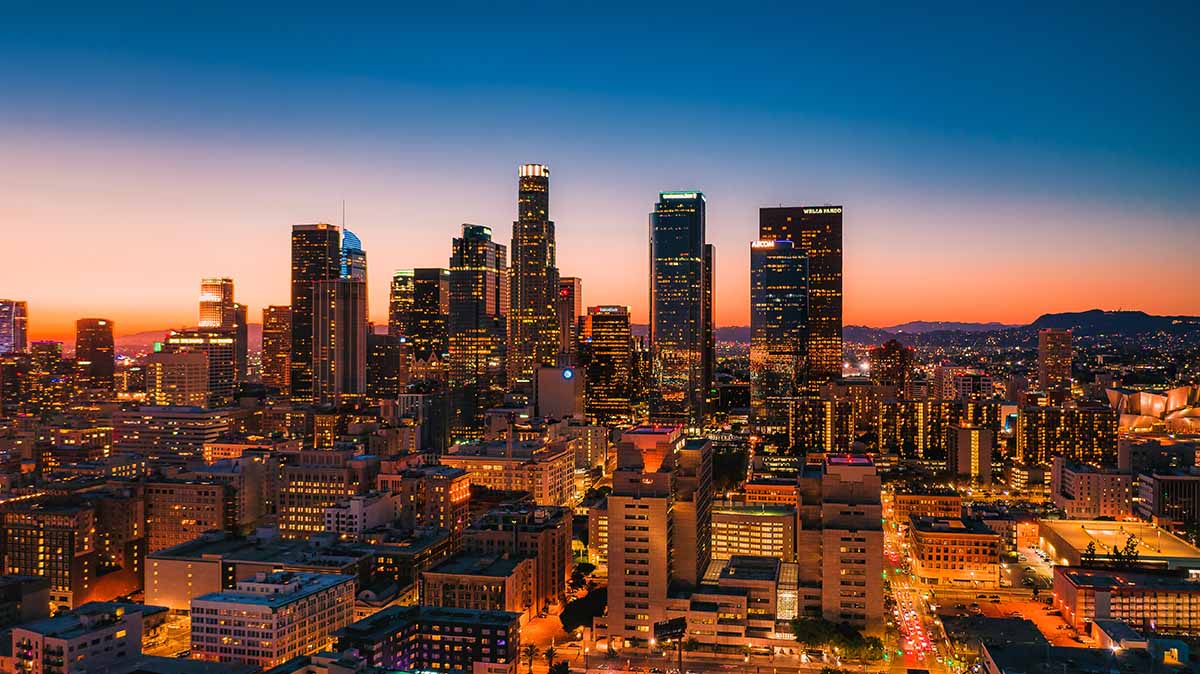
[649,191,710,431]
[556,276,581,362]
[0,299,28,354]
[1016,405,1117,465]
[163,328,236,407]
[749,239,808,439]
[366,333,405,399]
[1038,328,1072,401]
[448,224,508,441]
[578,305,632,422]
[312,277,367,407]
[759,206,843,389]
[341,227,367,281]
[199,277,235,329]
[144,351,209,407]
[144,479,230,552]
[388,268,449,361]
[261,305,291,391]
[190,571,356,669]
[334,605,521,674]
[290,223,341,403]
[74,318,115,393]
[908,517,1001,588]
[508,163,559,391]
[1050,457,1131,518]
[278,450,379,538]
[870,339,914,389]
[947,424,993,483]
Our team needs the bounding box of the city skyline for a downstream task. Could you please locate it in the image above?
[3,5,1198,341]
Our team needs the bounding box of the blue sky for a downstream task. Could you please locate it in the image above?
[1,2,1197,334]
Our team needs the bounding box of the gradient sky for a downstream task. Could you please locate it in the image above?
[2,2,1198,341]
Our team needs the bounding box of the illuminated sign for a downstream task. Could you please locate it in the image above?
[562,368,574,380]
[802,207,842,214]
[751,241,777,248]
[660,191,699,200]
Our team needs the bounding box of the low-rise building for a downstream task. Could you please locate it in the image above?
[439,439,574,507]
[463,504,571,611]
[1053,566,1200,635]
[1050,457,1131,519]
[9,602,146,674]
[190,572,356,669]
[908,517,1001,588]
[419,554,535,624]
[334,605,520,674]
[891,488,963,528]
[1038,519,1200,570]
[1135,470,1200,528]
[323,492,394,540]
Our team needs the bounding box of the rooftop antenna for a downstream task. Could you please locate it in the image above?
[341,199,346,230]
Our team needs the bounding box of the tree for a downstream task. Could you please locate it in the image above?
[543,646,557,670]
[1122,534,1140,564]
[1082,541,1097,565]
[790,618,840,647]
[683,637,701,652]
[522,645,539,674]
[560,587,607,633]
[548,662,570,674]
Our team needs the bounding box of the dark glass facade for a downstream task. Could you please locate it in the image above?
[74,318,115,393]
[579,305,632,421]
[649,191,710,431]
[759,206,843,390]
[389,268,450,362]
[749,240,808,439]
[290,224,341,403]
[448,224,508,441]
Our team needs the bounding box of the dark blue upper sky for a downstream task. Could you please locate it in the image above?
[2,2,1197,332]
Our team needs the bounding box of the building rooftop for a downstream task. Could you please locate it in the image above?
[983,643,1161,674]
[148,532,369,568]
[193,572,353,608]
[940,616,1047,650]
[1039,519,1200,563]
[720,556,782,582]
[713,503,796,518]
[911,516,997,536]
[1057,566,1200,592]
[426,553,529,578]
[335,604,520,642]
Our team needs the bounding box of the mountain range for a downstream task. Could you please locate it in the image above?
[87,309,1200,354]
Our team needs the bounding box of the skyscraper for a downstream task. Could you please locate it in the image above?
[0,300,29,354]
[649,191,709,431]
[261,305,291,391]
[75,318,115,393]
[233,302,248,381]
[313,278,368,407]
[1038,328,1072,399]
[508,163,559,391]
[389,268,450,362]
[749,240,808,439]
[556,277,582,363]
[290,224,341,403]
[448,224,508,441]
[759,206,843,389]
[340,228,368,281]
[144,351,209,407]
[198,278,235,329]
[578,305,632,422]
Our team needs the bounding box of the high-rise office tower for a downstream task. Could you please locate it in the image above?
[313,278,368,407]
[578,305,633,422]
[448,224,508,441]
[198,278,235,329]
[1038,328,1072,398]
[233,302,248,381]
[649,191,710,431]
[341,228,368,281]
[389,268,450,362]
[75,318,115,393]
[0,300,29,354]
[556,277,582,363]
[290,224,341,403]
[262,305,291,391]
[703,244,715,410]
[163,328,236,407]
[749,240,808,439]
[508,164,559,391]
[759,206,843,389]
[870,338,915,390]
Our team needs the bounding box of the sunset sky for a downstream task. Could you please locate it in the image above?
[2,4,1197,342]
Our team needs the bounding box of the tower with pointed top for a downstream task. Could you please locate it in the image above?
[508,163,559,392]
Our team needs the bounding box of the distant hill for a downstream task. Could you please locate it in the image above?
[1030,309,1200,336]
[114,324,263,355]
[876,320,1016,334]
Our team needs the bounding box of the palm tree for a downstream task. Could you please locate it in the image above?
[522,645,539,674]
[544,646,557,670]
